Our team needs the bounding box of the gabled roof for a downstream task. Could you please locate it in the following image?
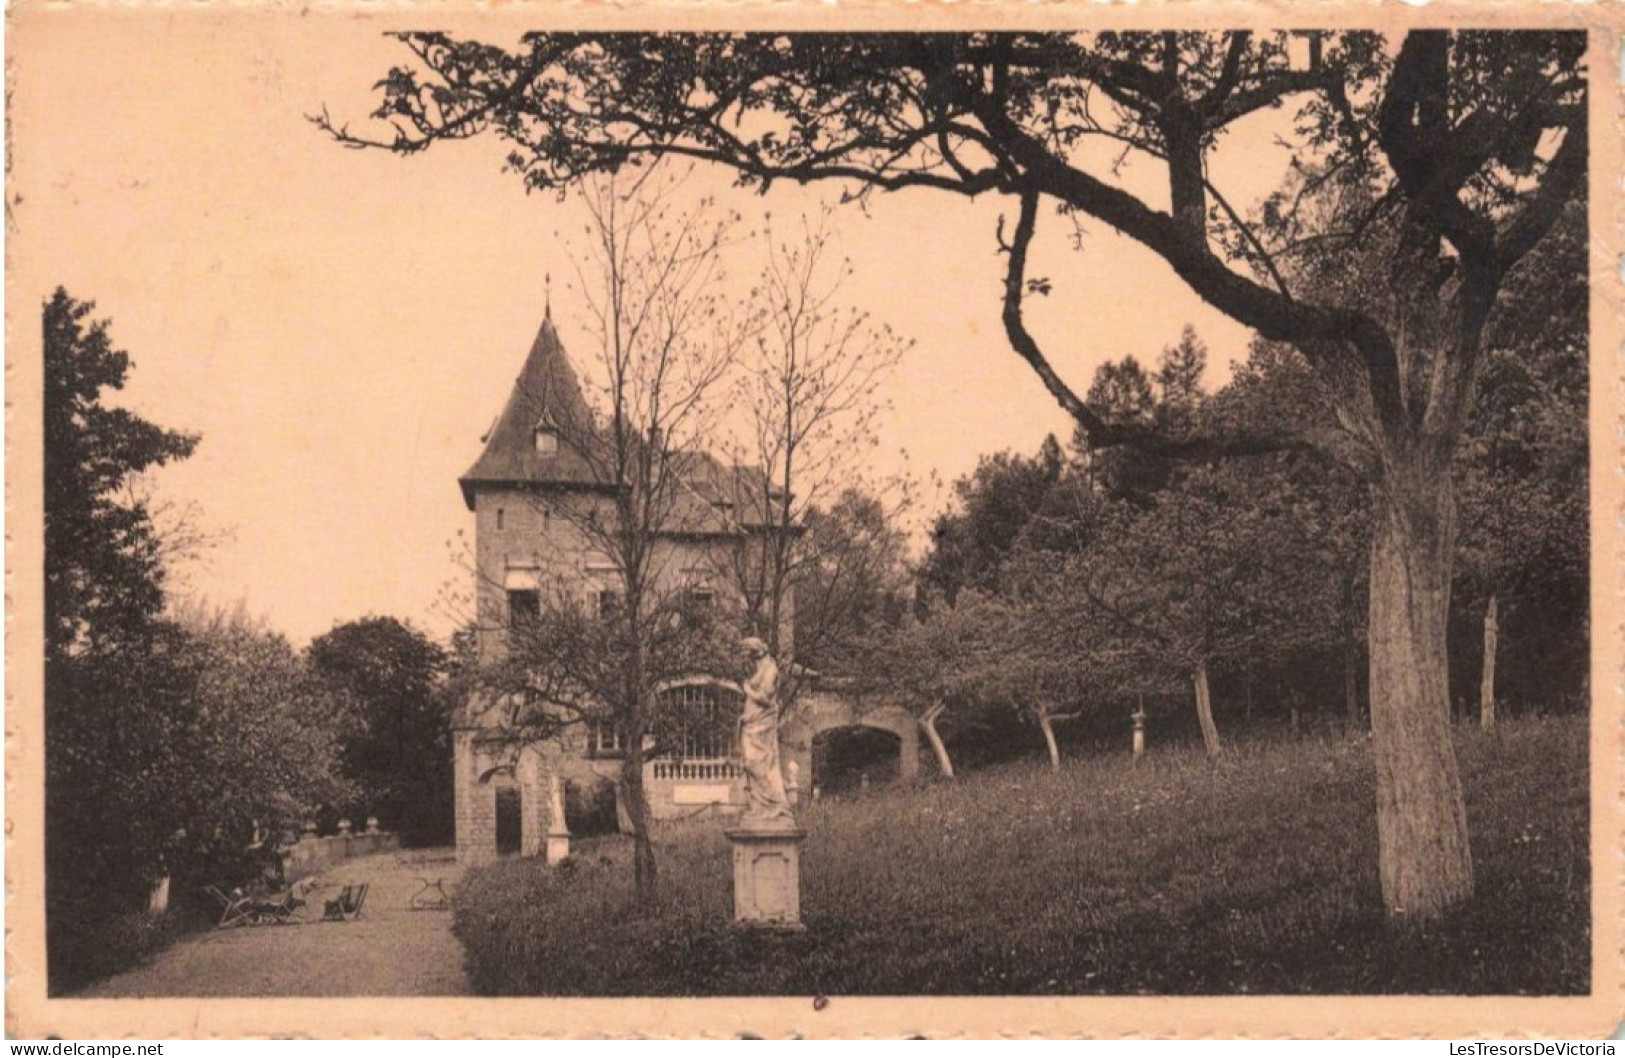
[459,311,601,509]
[665,451,790,536]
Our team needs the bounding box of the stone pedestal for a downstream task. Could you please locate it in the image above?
[725,823,807,931]
[545,768,571,865]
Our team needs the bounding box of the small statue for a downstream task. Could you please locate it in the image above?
[738,636,793,823]
[785,758,802,809]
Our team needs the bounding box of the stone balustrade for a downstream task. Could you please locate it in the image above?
[281,826,399,883]
[651,758,743,781]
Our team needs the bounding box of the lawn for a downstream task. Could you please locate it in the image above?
[453,715,1589,995]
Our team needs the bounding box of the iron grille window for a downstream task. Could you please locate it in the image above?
[665,684,733,760]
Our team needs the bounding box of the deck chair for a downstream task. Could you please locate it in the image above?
[247,880,311,925]
[322,883,369,922]
[204,885,254,929]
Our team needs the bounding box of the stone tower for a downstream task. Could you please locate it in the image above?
[451,305,595,865]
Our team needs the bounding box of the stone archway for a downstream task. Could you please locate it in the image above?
[780,687,920,804]
[811,725,904,795]
[493,783,522,855]
[454,737,550,865]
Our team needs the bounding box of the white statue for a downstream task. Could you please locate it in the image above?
[738,636,793,823]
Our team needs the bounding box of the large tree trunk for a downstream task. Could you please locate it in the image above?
[1036,711,1061,771]
[1480,593,1499,730]
[1193,662,1222,758]
[919,704,954,779]
[1367,467,1473,918]
[621,750,657,906]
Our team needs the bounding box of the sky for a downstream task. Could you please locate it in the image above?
[13,11,1287,644]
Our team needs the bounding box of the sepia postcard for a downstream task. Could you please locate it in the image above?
[6,1,1623,1040]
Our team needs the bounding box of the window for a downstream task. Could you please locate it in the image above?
[686,588,716,612]
[664,684,734,759]
[496,508,505,531]
[587,717,625,758]
[594,589,622,621]
[508,589,540,627]
[534,426,559,454]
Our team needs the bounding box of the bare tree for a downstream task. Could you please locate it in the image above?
[714,212,909,703]
[465,164,752,904]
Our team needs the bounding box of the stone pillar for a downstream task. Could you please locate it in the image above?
[454,728,496,865]
[518,750,546,858]
[725,822,808,931]
[896,720,921,781]
[545,768,571,865]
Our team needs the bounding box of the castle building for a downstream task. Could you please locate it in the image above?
[451,306,920,865]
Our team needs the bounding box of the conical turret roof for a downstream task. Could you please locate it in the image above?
[459,311,601,509]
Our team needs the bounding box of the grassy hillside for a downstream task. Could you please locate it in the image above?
[453,716,1589,995]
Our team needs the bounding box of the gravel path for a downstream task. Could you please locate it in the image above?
[79,849,471,997]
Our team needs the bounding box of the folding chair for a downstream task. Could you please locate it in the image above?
[322,882,369,922]
[204,885,254,929]
[247,879,312,925]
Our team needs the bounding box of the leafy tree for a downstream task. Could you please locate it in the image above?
[1451,205,1588,725]
[918,436,1063,604]
[1205,338,1372,725]
[873,589,1085,772]
[167,602,356,876]
[45,288,197,662]
[1074,330,1208,503]
[1156,326,1207,416]
[328,29,1587,917]
[792,488,913,678]
[45,619,203,991]
[308,616,452,845]
[1086,357,1156,425]
[1073,357,1158,501]
[1024,465,1339,758]
[43,290,199,990]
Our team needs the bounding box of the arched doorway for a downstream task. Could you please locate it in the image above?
[812,726,902,796]
[494,785,522,856]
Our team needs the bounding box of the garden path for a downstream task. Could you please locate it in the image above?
[78,849,470,997]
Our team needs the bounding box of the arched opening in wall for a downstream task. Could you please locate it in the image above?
[812,726,901,797]
[494,786,522,856]
[565,777,620,837]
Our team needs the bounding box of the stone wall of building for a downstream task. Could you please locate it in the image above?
[471,486,737,663]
